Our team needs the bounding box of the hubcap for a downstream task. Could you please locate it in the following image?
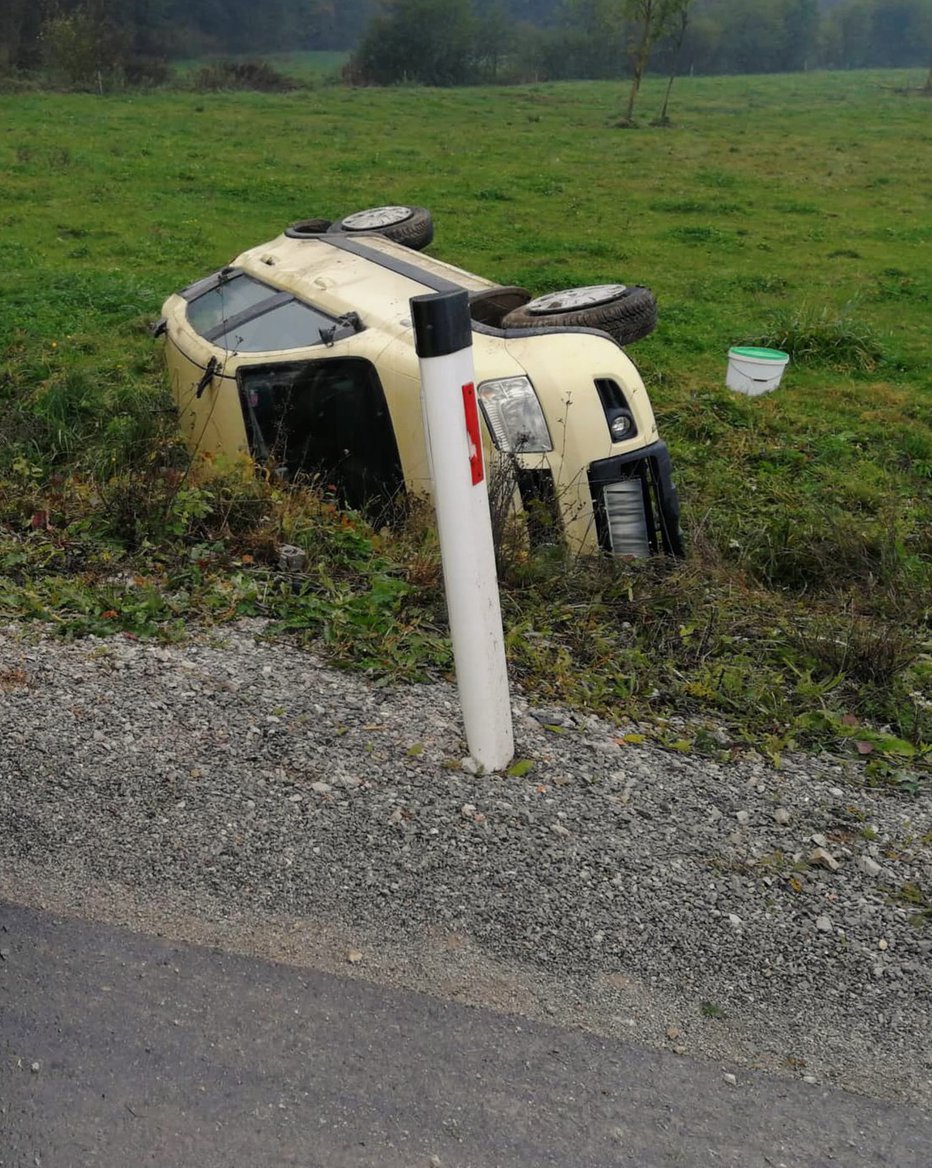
[342,206,413,230]
[526,284,628,314]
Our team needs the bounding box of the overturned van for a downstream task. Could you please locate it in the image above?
[157,205,683,559]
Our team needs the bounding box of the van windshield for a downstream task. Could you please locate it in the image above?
[185,271,348,352]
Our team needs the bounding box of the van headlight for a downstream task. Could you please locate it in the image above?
[477,376,552,453]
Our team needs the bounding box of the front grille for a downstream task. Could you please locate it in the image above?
[602,478,651,557]
[588,440,684,558]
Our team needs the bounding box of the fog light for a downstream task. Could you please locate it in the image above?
[609,412,634,441]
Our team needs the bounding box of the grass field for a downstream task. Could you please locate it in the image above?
[1,69,929,777]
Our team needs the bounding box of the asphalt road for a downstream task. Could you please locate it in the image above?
[1,900,929,1168]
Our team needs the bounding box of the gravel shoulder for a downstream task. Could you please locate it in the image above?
[1,620,930,1106]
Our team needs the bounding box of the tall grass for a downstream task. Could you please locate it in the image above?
[752,305,885,372]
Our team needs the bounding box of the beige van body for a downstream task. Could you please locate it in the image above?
[159,222,682,558]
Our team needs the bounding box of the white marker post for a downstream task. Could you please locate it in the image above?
[411,290,514,773]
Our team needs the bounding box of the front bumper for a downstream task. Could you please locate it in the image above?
[588,441,684,558]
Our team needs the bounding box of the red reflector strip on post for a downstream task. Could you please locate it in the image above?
[461,382,484,485]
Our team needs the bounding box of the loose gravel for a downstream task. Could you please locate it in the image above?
[1,620,930,1104]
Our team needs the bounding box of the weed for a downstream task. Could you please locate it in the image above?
[669,225,735,246]
[891,883,931,927]
[695,169,738,189]
[776,201,820,215]
[733,274,789,295]
[787,616,918,688]
[191,59,299,92]
[750,306,885,372]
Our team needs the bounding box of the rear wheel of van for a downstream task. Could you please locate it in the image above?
[329,205,434,250]
[502,284,657,345]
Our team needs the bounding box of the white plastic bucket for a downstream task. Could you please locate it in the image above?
[726,346,789,395]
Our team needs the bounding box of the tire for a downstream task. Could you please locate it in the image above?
[286,217,332,237]
[502,283,657,345]
[329,205,434,251]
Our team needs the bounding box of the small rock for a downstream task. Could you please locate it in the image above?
[878,938,888,951]
[461,804,477,820]
[529,708,571,728]
[673,1045,687,1056]
[810,833,828,848]
[809,847,840,873]
[735,810,750,827]
[461,757,480,776]
[828,787,845,800]
[288,793,303,803]
[858,856,881,878]
[551,824,571,838]
[773,807,791,827]
[815,915,833,933]
[277,544,307,572]
[0,947,9,961]
[723,1073,737,1087]
[347,949,363,964]
[666,1026,683,1041]
[310,781,333,795]
[802,1074,818,1085]
[727,914,742,928]
[30,1062,40,1074]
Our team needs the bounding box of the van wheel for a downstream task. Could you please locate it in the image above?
[329,205,434,250]
[502,284,657,344]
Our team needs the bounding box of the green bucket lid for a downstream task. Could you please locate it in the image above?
[729,346,789,362]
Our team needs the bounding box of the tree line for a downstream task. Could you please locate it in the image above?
[1,0,929,85]
[352,0,932,86]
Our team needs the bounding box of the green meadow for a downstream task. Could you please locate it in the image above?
[1,70,930,774]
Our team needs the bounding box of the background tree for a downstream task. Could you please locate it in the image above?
[474,0,517,81]
[621,0,690,123]
[346,0,479,86]
[560,0,627,79]
[0,0,43,71]
[4,0,932,84]
[40,1,132,89]
[780,0,820,70]
[655,0,692,122]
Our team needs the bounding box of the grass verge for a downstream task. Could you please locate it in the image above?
[0,69,929,785]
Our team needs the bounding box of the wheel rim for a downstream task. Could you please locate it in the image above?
[525,284,629,314]
[342,206,413,230]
